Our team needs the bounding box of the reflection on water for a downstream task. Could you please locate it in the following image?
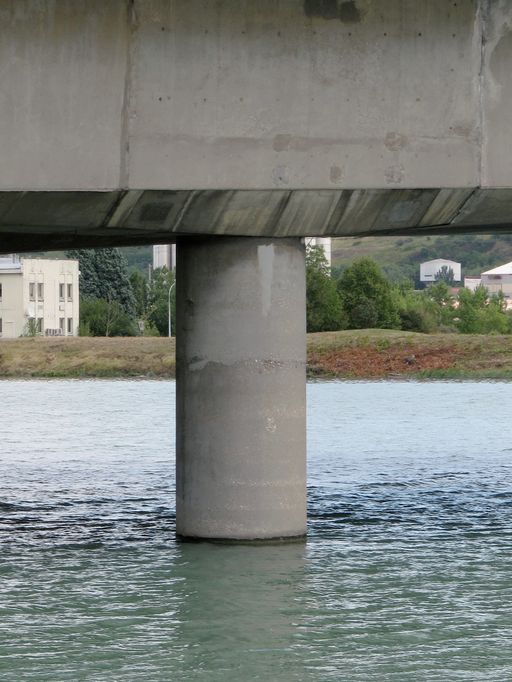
[1,380,512,680]
[0,543,307,681]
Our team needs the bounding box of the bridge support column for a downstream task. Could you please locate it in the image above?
[176,237,306,541]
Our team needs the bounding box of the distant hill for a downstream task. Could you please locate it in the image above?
[22,234,512,288]
[332,233,512,286]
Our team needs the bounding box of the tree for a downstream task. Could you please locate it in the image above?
[457,286,509,334]
[147,267,176,336]
[435,265,455,285]
[130,270,148,318]
[396,282,444,333]
[427,281,452,307]
[79,298,138,337]
[337,258,400,329]
[306,246,346,332]
[66,248,136,316]
[424,281,455,327]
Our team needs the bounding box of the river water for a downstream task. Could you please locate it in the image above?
[1,380,512,681]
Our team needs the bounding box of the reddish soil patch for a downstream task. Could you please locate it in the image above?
[308,345,466,378]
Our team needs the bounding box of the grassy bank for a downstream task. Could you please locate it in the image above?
[1,331,512,380]
[0,337,176,378]
[308,329,512,380]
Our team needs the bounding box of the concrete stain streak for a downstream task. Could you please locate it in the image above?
[447,187,480,225]
[304,0,339,20]
[477,0,490,186]
[329,165,343,183]
[339,1,361,23]
[119,0,137,188]
[304,0,361,22]
[257,244,274,317]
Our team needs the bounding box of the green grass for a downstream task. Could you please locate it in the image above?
[2,332,512,381]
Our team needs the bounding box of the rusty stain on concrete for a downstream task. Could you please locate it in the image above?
[273,134,293,152]
[329,165,342,182]
[451,122,473,138]
[384,132,408,151]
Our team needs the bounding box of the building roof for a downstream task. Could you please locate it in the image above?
[482,261,512,276]
[420,258,460,266]
[0,256,21,272]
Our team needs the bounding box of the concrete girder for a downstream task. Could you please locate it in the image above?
[1,0,512,196]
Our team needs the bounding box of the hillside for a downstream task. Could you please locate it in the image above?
[332,233,512,285]
[20,233,512,286]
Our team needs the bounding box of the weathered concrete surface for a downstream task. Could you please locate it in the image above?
[0,0,499,191]
[2,188,512,252]
[1,0,512,249]
[176,237,306,540]
[0,1,128,191]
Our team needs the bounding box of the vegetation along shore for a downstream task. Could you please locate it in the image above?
[2,331,512,381]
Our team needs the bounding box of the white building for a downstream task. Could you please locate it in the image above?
[153,244,176,271]
[420,259,461,283]
[464,276,482,292]
[154,240,332,270]
[305,237,332,267]
[0,256,79,338]
[481,261,512,299]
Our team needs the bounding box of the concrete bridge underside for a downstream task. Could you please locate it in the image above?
[2,187,512,253]
[3,0,512,541]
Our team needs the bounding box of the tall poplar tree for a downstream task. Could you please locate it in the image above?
[66,248,136,316]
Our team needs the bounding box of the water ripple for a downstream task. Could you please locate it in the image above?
[1,380,512,680]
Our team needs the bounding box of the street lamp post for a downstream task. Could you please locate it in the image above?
[168,281,176,338]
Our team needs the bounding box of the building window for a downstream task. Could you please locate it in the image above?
[29,282,35,301]
[37,318,43,333]
[67,318,73,334]
[59,318,65,333]
[0,318,2,335]
[37,283,44,300]
[0,283,2,301]
[59,283,65,301]
[67,283,73,301]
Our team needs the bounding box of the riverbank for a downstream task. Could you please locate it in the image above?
[1,331,512,380]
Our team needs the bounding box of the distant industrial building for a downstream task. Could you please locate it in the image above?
[481,262,512,299]
[0,256,79,338]
[153,244,176,271]
[420,259,461,284]
[464,276,482,292]
[305,237,332,267]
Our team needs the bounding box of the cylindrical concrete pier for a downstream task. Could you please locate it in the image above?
[176,237,306,541]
